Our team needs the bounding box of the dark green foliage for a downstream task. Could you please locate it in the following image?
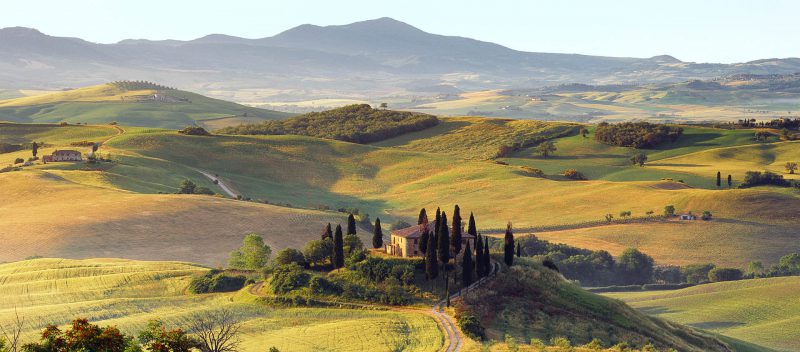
[451,205,463,256]
[372,217,383,249]
[437,212,450,266]
[270,263,310,294]
[303,238,333,267]
[483,237,490,273]
[727,174,732,187]
[708,267,744,282]
[137,319,199,352]
[503,222,514,266]
[347,213,357,235]
[456,311,486,340]
[14,157,24,164]
[343,233,363,254]
[418,208,428,225]
[467,213,477,237]
[228,233,271,270]
[740,170,791,188]
[333,224,344,269]
[425,230,439,279]
[542,258,559,272]
[682,263,716,284]
[419,227,429,255]
[177,126,210,136]
[664,205,676,217]
[516,241,521,257]
[188,270,247,294]
[309,276,342,295]
[31,141,38,156]
[273,248,306,267]
[716,171,721,187]
[177,179,196,194]
[616,248,654,285]
[535,140,557,158]
[630,152,647,167]
[217,104,439,143]
[22,318,135,352]
[475,234,485,278]
[594,122,683,148]
[435,207,441,229]
[462,241,475,287]
[194,186,214,195]
[321,223,333,240]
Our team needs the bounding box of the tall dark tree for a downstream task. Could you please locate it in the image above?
[461,241,475,287]
[425,229,438,279]
[419,225,430,255]
[516,241,521,257]
[474,234,484,278]
[372,218,383,249]
[435,207,441,229]
[503,222,514,266]
[467,212,477,237]
[333,224,344,269]
[347,214,357,235]
[437,212,450,266]
[451,205,463,257]
[321,223,332,240]
[483,236,491,273]
[418,208,428,225]
[32,141,38,157]
[716,171,721,187]
[727,174,732,187]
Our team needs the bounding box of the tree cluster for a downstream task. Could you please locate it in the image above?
[594,122,683,148]
[217,104,439,144]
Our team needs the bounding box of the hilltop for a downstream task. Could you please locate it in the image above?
[0,81,290,128]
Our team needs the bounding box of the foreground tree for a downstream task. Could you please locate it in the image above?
[347,214,357,236]
[139,319,199,352]
[503,222,514,266]
[372,217,383,249]
[535,141,557,158]
[23,318,134,352]
[461,241,475,287]
[188,309,242,352]
[228,234,271,270]
[786,162,798,174]
[333,224,344,269]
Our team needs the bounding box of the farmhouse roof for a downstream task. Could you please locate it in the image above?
[391,220,477,239]
[53,150,81,155]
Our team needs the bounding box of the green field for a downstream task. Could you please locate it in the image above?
[0,83,290,129]
[0,258,443,352]
[606,277,800,351]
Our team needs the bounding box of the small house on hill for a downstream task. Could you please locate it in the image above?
[42,150,82,163]
[679,213,697,220]
[387,220,476,258]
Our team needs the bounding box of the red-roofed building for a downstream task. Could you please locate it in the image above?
[387,220,476,258]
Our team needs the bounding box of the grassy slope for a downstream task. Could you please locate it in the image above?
[0,84,290,129]
[0,258,442,352]
[606,277,800,351]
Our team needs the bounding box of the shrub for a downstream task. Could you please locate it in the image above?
[308,276,342,295]
[563,169,587,180]
[594,122,683,148]
[456,312,486,340]
[616,248,654,285]
[701,210,713,220]
[178,126,210,136]
[14,158,24,164]
[188,270,247,293]
[708,267,743,282]
[520,166,545,177]
[740,170,790,188]
[664,205,676,217]
[270,263,310,294]
[682,263,716,284]
[273,248,306,267]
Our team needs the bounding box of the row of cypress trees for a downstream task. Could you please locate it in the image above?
[320,214,362,270]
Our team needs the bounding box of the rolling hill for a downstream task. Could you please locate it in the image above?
[606,276,800,351]
[0,81,290,128]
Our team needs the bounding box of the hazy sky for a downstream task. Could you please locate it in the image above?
[2,0,797,63]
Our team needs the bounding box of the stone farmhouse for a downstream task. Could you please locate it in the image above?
[42,150,82,163]
[387,220,476,258]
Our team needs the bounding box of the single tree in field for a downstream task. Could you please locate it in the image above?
[503,222,514,266]
[178,179,197,194]
[664,205,676,217]
[92,143,100,154]
[228,233,272,270]
[372,218,383,249]
[461,241,475,287]
[785,162,798,174]
[467,212,477,238]
[437,212,450,267]
[580,127,589,138]
[333,224,344,269]
[716,171,721,187]
[727,174,732,187]
[32,142,38,158]
[630,152,647,167]
[474,234,484,277]
[425,229,438,279]
[379,102,388,109]
[321,223,333,240]
[418,208,428,225]
[347,214,357,236]
[516,241,521,257]
[188,308,242,352]
[451,205,463,257]
[535,141,557,158]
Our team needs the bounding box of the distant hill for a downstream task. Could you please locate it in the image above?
[218,104,439,143]
[1,19,800,97]
[0,81,290,128]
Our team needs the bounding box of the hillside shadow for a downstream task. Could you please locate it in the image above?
[648,162,707,167]
[689,321,746,330]
[638,306,678,315]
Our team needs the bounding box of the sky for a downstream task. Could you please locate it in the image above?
[1,0,798,63]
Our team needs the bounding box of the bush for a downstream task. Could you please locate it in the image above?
[178,126,210,136]
[14,158,24,164]
[740,170,790,188]
[456,312,486,340]
[270,263,310,294]
[274,248,306,267]
[708,267,743,282]
[308,276,342,295]
[682,263,716,284]
[520,166,545,177]
[563,169,587,180]
[188,270,247,293]
[594,122,683,148]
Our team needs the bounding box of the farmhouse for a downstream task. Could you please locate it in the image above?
[679,213,697,220]
[387,220,476,258]
[42,150,82,163]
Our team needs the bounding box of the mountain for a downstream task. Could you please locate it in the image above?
[1,18,799,99]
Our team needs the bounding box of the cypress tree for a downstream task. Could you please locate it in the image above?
[483,236,490,273]
[333,224,344,269]
[727,174,732,187]
[435,208,441,230]
[451,205,463,257]
[716,171,721,187]
[516,241,521,257]
[347,214,357,235]
[372,218,383,249]
[419,226,430,255]
[461,240,475,287]
[418,208,428,225]
[321,223,332,240]
[425,229,438,279]
[475,234,484,278]
[437,212,450,266]
[467,212,477,237]
[32,142,38,157]
[504,222,514,266]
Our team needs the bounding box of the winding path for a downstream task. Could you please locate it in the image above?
[194,169,237,198]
